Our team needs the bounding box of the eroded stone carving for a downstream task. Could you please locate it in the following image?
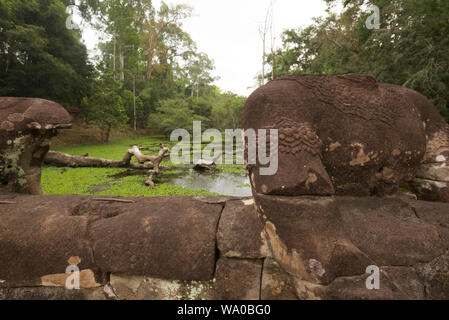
[287,74,400,126]
[243,74,449,201]
[0,97,72,194]
[276,117,322,157]
[1,94,449,301]
[1,195,449,300]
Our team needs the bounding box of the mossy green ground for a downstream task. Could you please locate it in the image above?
[42,135,246,197]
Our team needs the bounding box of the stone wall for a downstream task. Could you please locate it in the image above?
[1,194,448,300]
[1,96,448,300]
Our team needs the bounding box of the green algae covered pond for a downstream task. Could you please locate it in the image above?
[42,136,251,197]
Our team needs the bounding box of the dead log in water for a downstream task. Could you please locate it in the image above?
[44,144,170,187]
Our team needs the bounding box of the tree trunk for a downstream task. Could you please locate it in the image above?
[105,123,112,144]
[133,74,137,132]
[113,35,116,79]
[270,7,275,81]
[146,61,154,80]
[45,151,148,169]
[119,44,125,81]
[5,54,9,74]
[44,145,170,172]
[261,37,266,86]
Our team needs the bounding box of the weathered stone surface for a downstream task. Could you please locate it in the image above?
[89,197,223,281]
[41,269,101,289]
[415,252,449,300]
[337,197,444,266]
[217,198,269,259]
[381,267,424,300]
[298,273,406,300]
[416,163,449,182]
[261,258,297,300]
[0,286,114,300]
[111,274,214,300]
[0,97,72,131]
[0,195,102,288]
[110,258,262,300]
[0,98,72,195]
[256,194,371,284]
[102,195,449,300]
[110,274,146,300]
[295,262,446,300]
[0,98,72,132]
[0,195,222,286]
[255,194,449,289]
[193,195,234,205]
[402,199,449,244]
[1,192,449,300]
[115,259,263,300]
[293,265,427,300]
[410,178,449,203]
[210,258,262,300]
[243,75,449,202]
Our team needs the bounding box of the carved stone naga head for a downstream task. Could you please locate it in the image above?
[0,97,72,195]
[243,74,449,203]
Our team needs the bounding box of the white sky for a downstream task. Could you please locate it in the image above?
[80,0,334,96]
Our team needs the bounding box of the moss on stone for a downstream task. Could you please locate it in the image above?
[0,135,27,187]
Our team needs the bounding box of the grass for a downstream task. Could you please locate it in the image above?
[41,166,215,196]
[50,135,171,160]
[42,135,246,197]
[218,164,247,175]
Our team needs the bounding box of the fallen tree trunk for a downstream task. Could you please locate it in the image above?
[44,144,170,188]
[193,159,217,172]
[44,151,155,169]
[193,153,222,172]
[45,144,169,171]
[123,144,168,173]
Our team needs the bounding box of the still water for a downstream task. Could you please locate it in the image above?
[166,169,252,197]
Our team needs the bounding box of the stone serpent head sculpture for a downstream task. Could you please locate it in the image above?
[243,74,449,202]
[0,98,72,195]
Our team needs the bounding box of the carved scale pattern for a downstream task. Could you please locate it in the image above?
[276,75,400,127]
[257,117,322,158]
[277,117,322,157]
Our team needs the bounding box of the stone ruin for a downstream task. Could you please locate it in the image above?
[0,98,72,195]
[0,75,449,300]
[243,74,449,201]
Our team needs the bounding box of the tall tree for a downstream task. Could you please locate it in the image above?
[0,0,93,106]
[81,72,128,143]
[185,52,215,98]
[141,2,194,81]
[271,0,449,120]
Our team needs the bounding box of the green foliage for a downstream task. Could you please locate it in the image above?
[148,98,208,135]
[42,166,217,196]
[1,0,245,137]
[148,90,247,136]
[210,92,246,130]
[42,135,227,197]
[81,73,128,142]
[0,0,93,106]
[185,52,217,98]
[78,0,229,136]
[51,135,173,160]
[271,0,449,120]
[61,0,101,21]
[122,88,144,127]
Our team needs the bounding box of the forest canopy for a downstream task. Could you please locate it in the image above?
[268,0,449,120]
[0,0,93,106]
[1,0,448,143]
[0,0,246,142]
